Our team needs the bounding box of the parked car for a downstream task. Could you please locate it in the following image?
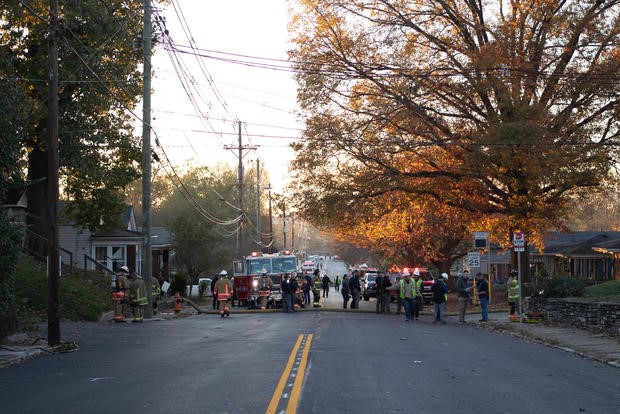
[362,273,378,300]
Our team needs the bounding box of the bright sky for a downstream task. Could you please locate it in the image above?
[149,0,301,193]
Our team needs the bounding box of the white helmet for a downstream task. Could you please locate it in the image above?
[441,272,449,279]
[219,269,228,276]
[119,265,129,273]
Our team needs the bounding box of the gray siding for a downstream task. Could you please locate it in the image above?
[59,225,92,269]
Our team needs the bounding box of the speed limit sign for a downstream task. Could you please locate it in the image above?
[468,252,480,267]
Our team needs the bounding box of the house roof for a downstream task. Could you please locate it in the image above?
[534,231,620,257]
[91,229,143,242]
[592,237,620,254]
[150,226,172,248]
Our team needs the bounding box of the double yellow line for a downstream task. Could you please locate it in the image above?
[266,333,313,414]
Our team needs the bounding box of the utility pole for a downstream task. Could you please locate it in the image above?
[256,159,261,251]
[141,0,153,318]
[267,184,273,253]
[291,213,295,251]
[224,121,256,257]
[282,202,287,251]
[47,0,60,346]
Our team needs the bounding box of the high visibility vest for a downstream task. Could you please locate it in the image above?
[400,279,421,299]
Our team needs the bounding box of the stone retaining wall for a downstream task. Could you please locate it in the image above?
[525,297,620,336]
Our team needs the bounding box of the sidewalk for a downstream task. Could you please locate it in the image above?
[2,290,618,368]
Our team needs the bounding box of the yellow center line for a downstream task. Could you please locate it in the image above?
[266,334,304,414]
[286,333,313,414]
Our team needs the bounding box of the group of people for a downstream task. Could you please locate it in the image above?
[199,266,521,322]
[337,268,520,324]
[112,265,160,323]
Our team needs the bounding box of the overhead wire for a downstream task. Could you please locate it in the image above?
[18,0,245,229]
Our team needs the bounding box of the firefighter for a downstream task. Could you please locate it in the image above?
[113,266,131,322]
[258,269,273,310]
[507,270,520,316]
[214,270,233,317]
[312,269,322,307]
[129,271,148,322]
[151,277,161,315]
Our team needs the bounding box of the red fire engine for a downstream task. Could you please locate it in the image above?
[232,251,298,308]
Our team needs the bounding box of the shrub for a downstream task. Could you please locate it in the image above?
[12,256,112,326]
[583,280,620,302]
[541,275,584,299]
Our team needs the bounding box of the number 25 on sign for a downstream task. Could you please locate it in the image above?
[467,252,480,267]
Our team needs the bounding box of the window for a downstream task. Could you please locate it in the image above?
[95,247,107,268]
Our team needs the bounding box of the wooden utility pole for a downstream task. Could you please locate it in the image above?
[256,159,261,250]
[47,0,61,346]
[141,0,153,318]
[224,121,256,257]
[267,184,273,253]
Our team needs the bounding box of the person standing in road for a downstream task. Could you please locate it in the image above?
[349,270,361,309]
[476,272,489,322]
[457,270,473,322]
[431,273,449,324]
[312,270,322,307]
[281,273,296,313]
[334,275,340,292]
[399,271,416,321]
[322,273,330,298]
[341,274,350,309]
[113,266,132,322]
[214,270,233,317]
[129,271,147,322]
[411,270,423,320]
[210,272,220,310]
[388,273,403,315]
[375,273,385,313]
[507,270,520,317]
[151,276,161,315]
[376,272,391,314]
[303,273,312,306]
[289,273,298,312]
[258,270,273,310]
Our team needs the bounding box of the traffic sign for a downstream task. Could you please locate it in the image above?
[513,232,525,252]
[467,252,481,267]
[473,231,489,248]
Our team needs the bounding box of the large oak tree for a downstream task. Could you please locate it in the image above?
[288,0,620,258]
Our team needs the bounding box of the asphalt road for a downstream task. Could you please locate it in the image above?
[1,311,619,414]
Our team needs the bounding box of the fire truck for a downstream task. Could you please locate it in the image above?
[232,251,298,308]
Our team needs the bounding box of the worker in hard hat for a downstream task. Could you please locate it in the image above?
[112,266,131,322]
[507,270,520,317]
[214,270,233,317]
[258,269,273,310]
[129,270,148,322]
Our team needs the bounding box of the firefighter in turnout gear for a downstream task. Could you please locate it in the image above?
[215,270,233,317]
[312,269,322,307]
[129,271,148,322]
[112,266,131,322]
[258,269,273,310]
[507,270,520,317]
